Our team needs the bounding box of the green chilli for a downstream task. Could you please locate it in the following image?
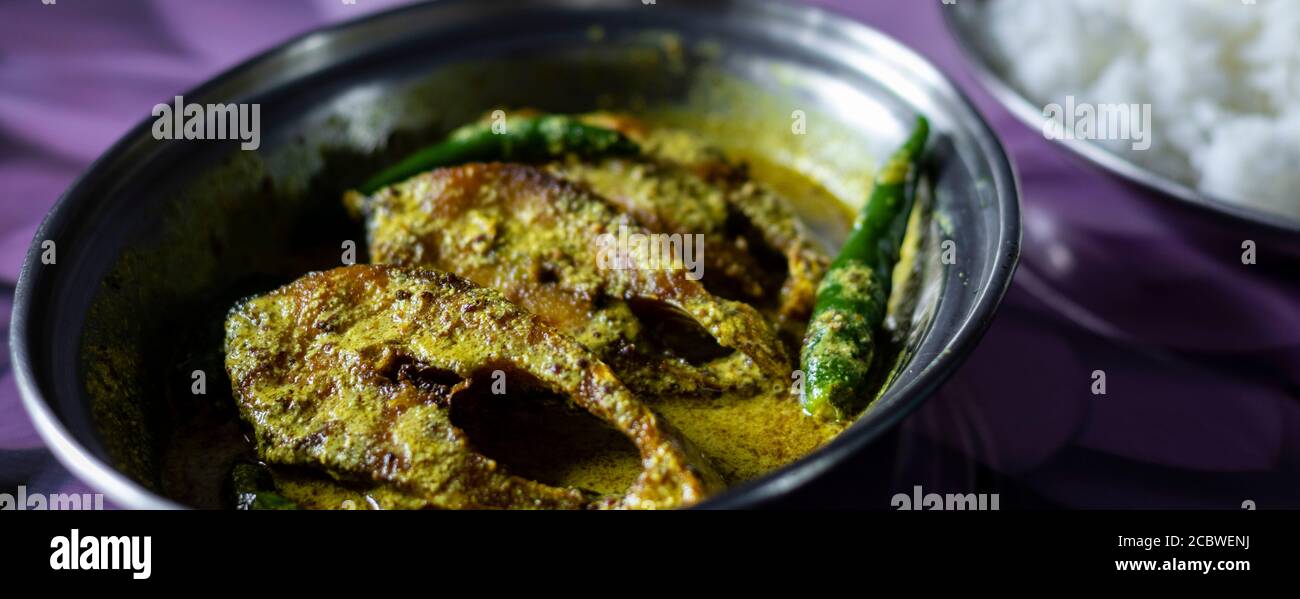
[358,114,640,194]
[800,116,929,421]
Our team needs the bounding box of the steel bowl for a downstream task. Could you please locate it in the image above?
[12,0,1020,509]
[942,0,1300,237]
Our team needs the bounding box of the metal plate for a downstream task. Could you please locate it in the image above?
[942,0,1300,236]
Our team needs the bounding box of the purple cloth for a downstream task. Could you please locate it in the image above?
[2,0,1297,508]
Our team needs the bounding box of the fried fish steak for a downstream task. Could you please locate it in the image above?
[344,163,789,396]
[552,114,829,329]
[224,265,722,509]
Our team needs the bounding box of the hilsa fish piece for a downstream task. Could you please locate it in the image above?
[345,163,790,396]
[224,265,721,509]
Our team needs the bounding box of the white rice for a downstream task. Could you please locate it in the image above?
[981,0,1300,216]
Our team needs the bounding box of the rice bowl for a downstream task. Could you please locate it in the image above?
[966,0,1300,219]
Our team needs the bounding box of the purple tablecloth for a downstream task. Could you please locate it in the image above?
[3,0,1297,508]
